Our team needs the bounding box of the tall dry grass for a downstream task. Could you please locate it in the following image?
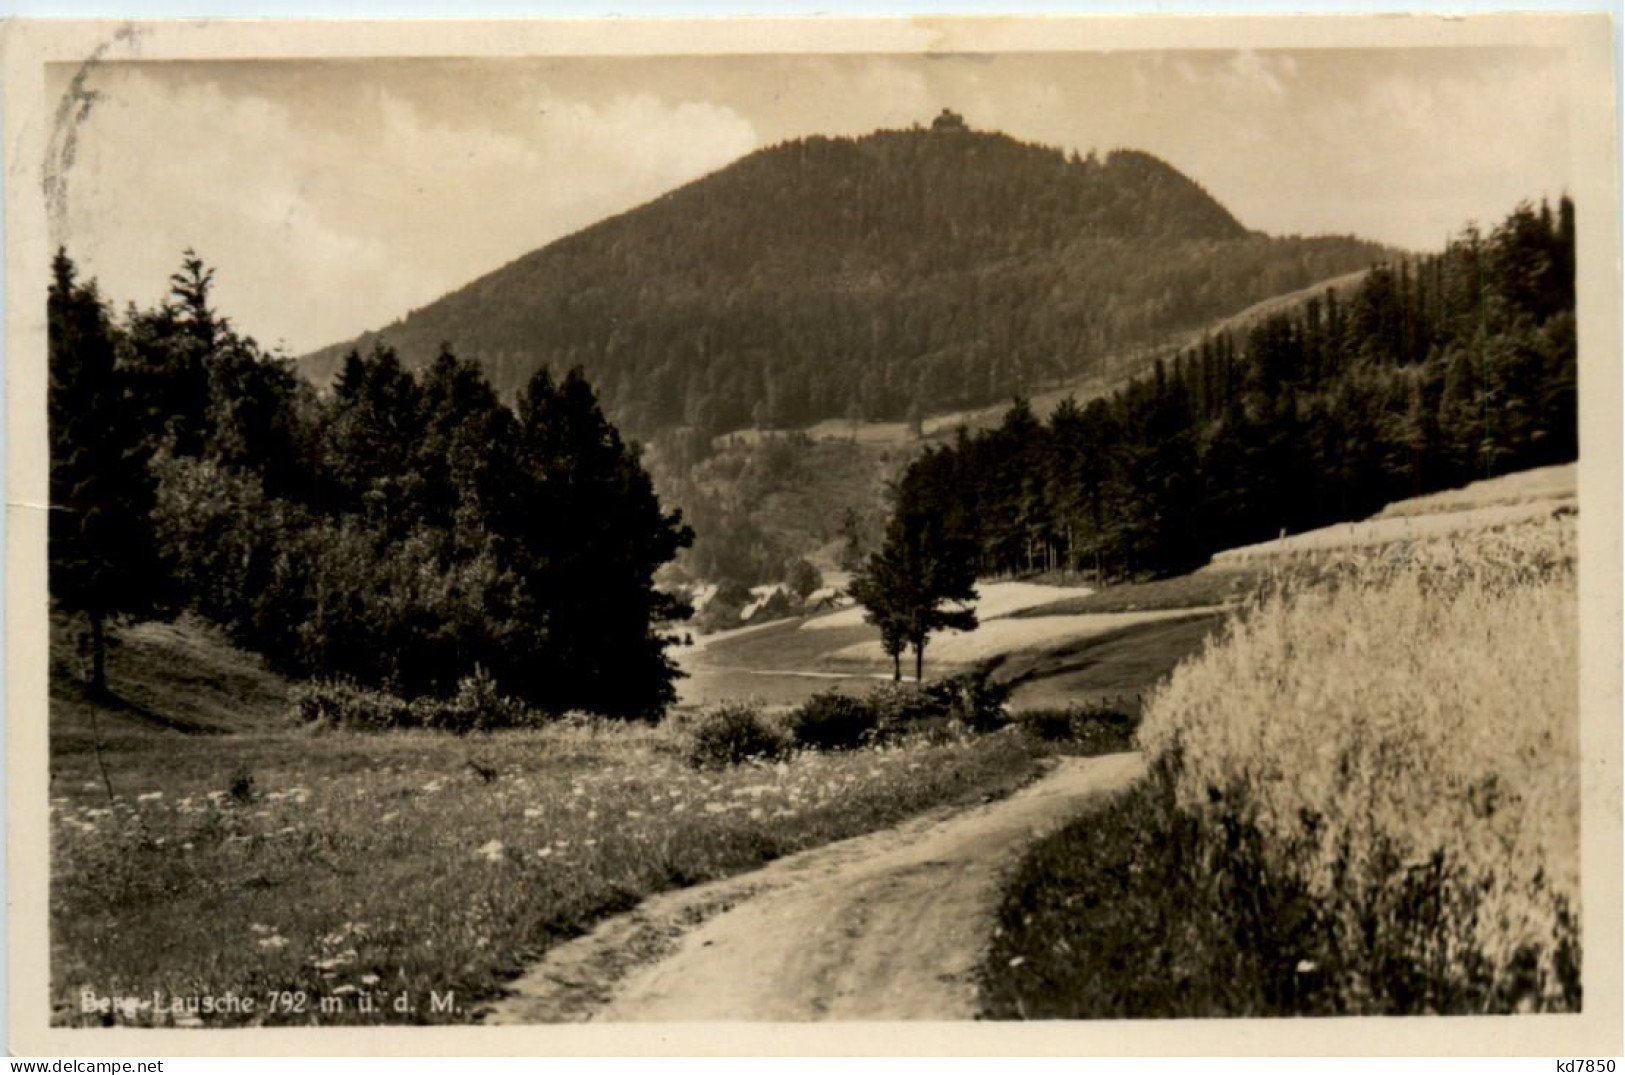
[1136,514,1579,1012]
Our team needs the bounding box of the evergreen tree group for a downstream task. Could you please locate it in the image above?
[49,250,693,719]
[890,199,1578,581]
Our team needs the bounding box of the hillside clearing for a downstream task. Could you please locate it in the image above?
[1373,462,1576,519]
[1210,463,1576,566]
[50,614,293,748]
[824,608,1217,669]
[802,580,1093,631]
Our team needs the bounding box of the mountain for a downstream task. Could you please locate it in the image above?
[301,115,1395,441]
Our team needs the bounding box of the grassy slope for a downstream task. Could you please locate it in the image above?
[990,613,1225,712]
[683,574,1234,713]
[50,614,292,751]
[1210,462,1577,566]
[1009,569,1259,618]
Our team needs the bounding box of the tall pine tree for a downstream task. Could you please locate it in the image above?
[49,250,170,693]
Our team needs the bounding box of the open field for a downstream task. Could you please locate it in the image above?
[677,578,1218,711]
[823,608,1219,670]
[804,580,1092,630]
[985,511,1580,1016]
[1210,463,1576,566]
[689,461,1576,715]
[1374,462,1576,519]
[48,618,1047,1027]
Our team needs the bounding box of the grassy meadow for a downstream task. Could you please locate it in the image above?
[48,617,1048,1027]
[674,576,1225,713]
[984,510,1580,1016]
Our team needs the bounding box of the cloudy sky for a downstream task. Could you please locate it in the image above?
[48,48,1571,355]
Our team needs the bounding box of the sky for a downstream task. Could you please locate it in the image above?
[47,48,1572,355]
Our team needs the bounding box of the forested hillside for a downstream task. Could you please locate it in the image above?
[303,115,1391,440]
[888,198,1576,580]
[50,252,691,718]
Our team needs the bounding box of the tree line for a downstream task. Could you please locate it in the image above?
[49,250,692,719]
[870,197,1577,587]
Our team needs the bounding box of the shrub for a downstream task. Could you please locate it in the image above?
[291,668,540,734]
[787,690,877,751]
[1015,702,1137,753]
[864,682,945,741]
[1016,707,1077,742]
[440,666,539,734]
[291,680,413,731]
[686,701,787,768]
[925,669,1012,733]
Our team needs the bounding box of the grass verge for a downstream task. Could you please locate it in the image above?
[51,721,1043,1026]
[983,775,1332,1019]
[1009,569,1259,618]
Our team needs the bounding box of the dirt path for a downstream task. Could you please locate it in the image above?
[483,751,1144,1023]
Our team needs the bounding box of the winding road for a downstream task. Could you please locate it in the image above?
[484,751,1144,1023]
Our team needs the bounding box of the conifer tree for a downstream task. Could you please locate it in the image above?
[48,250,170,694]
[513,366,694,718]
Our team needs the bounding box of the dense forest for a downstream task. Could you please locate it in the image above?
[303,116,1391,439]
[890,198,1577,580]
[49,252,691,718]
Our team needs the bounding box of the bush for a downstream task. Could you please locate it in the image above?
[686,701,787,768]
[1016,707,1077,742]
[291,680,414,731]
[924,670,1012,733]
[1015,702,1138,754]
[786,691,877,751]
[775,675,1013,753]
[865,682,945,741]
[455,665,538,731]
[291,668,541,734]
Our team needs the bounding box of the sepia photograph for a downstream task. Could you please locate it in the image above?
[3,13,1620,1057]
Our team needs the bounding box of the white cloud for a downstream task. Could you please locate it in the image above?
[57,65,760,353]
